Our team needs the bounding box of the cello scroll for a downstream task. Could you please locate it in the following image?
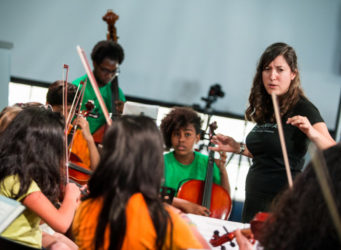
[103,9,119,42]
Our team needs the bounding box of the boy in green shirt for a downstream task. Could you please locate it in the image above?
[72,40,126,134]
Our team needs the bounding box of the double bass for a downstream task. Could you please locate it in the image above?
[68,10,123,183]
[92,9,122,144]
[177,122,232,220]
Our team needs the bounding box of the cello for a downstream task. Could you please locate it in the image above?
[67,100,95,185]
[177,122,232,220]
[67,80,95,170]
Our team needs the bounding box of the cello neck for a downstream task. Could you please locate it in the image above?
[202,149,215,209]
[202,121,218,209]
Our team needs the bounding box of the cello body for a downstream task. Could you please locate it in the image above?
[68,160,92,185]
[177,179,232,220]
[70,129,91,167]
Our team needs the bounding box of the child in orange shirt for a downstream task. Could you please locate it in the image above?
[72,115,209,249]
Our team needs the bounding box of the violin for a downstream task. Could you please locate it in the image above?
[209,212,270,248]
[177,122,232,220]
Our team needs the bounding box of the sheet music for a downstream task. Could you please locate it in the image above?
[122,101,159,120]
[187,214,249,249]
[0,195,25,233]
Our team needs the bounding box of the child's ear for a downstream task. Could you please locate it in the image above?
[195,134,201,143]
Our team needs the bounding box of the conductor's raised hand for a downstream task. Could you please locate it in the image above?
[286,115,314,137]
[286,115,336,150]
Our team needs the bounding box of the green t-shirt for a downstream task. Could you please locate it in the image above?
[163,151,221,195]
[0,175,42,248]
[72,74,126,134]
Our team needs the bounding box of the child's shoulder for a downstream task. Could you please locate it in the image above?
[1,175,20,196]
[164,151,174,160]
[0,175,40,201]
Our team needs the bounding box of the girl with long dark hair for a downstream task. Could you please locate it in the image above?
[0,107,80,249]
[72,115,207,249]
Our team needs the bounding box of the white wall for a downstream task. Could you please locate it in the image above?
[0,0,340,129]
[0,42,12,110]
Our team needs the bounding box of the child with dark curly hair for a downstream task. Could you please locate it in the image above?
[47,80,100,170]
[160,106,230,217]
[72,40,126,134]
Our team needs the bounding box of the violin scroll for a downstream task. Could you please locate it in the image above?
[210,229,238,248]
[82,100,96,117]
